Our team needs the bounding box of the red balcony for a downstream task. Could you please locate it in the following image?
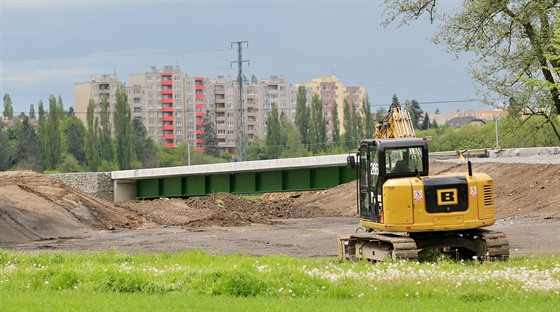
[195,112,205,117]
[196,120,203,126]
[195,103,205,109]
[163,134,174,140]
[197,147,205,152]
[195,84,204,90]
[162,73,172,77]
[162,116,174,122]
[162,98,173,104]
[195,94,204,99]
[161,89,173,95]
[162,125,174,131]
[162,106,174,113]
[163,143,174,148]
[161,80,172,86]
[196,129,204,135]
[196,139,204,144]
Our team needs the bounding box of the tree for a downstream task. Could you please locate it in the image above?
[15,115,43,171]
[61,116,86,165]
[113,86,133,170]
[342,99,357,150]
[295,85,310,148]
[37,101,47,165]
[131,117,159,168]
[421,113,431,130]
[331,100,341,146]
[85,99,100,171]
[362,95,375,139]
[3,94,14,119]
[308,94,327,154]
[0,121,9,170]
[251,74,258,84]
[29,104,36,119]
[202,112,220,157]
[98,96,114,164]
[376,106,387,123]
[265,103,282,159]
[278,111,305,157]
[44,95,62,170]
[382,0,560,116]
[405,99,424,129]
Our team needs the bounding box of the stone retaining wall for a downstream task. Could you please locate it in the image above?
[50,172,113,201]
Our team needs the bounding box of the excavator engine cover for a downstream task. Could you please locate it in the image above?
[423,176,468,213]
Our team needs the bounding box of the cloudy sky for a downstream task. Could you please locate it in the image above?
[1,0,494,115]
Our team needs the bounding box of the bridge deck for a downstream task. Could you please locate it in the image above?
[111,154,357,201]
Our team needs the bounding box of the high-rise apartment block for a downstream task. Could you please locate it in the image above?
[74,67,367,156]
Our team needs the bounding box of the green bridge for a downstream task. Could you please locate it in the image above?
[111,154,357,201]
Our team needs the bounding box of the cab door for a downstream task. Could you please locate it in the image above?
[358,143,371,220]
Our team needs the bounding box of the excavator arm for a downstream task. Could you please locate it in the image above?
[373,103,416,139]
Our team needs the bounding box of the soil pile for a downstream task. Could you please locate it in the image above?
[0,171,144,243]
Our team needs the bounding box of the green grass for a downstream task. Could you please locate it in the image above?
[0,249,558,311]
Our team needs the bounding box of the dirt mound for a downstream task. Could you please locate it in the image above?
[0,171,144,244]
[116,186,357,228]
[430,161,560,219]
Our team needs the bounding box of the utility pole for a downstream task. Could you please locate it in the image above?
[231,41,249,161]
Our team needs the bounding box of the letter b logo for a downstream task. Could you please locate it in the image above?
[437,189,458,205]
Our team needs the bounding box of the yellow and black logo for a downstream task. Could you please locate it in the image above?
[437,188,458,205]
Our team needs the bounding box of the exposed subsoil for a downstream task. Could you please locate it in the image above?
[0,161,559,257]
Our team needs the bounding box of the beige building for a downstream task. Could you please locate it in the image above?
[75,74,122,125]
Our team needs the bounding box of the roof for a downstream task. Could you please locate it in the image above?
[447,116,486,129]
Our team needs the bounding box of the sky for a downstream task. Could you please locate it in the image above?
[1,0,498,116]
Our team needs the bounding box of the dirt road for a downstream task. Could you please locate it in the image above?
[1,160,559,257]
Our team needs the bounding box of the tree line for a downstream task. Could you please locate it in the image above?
[2,85,558,173]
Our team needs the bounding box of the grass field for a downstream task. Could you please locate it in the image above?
[0,249,558,311]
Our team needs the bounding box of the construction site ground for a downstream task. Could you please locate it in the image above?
[1,159,559,257]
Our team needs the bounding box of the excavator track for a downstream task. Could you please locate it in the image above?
[338,229,509,262]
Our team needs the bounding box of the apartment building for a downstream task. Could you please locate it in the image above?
[74,68,367,155]
[299,76,366,140]
[75,74,122,124]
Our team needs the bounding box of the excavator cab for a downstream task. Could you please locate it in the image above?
[353,138,429,224]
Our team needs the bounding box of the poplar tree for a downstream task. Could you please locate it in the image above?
[37,101,47,163]
[29,104,36,119]
[85,99,100,171]
[342,99,356,150]
[265,102,282,159]
[98,96,114,164]
[308,94,326,154]
[3,94,14,119]
[294,85,310,147]
[44,95,62,170]
[331,100,341,146]
[362,95,375,138]
[113,86,133,170]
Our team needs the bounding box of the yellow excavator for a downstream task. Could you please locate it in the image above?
[339,103,509,261]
